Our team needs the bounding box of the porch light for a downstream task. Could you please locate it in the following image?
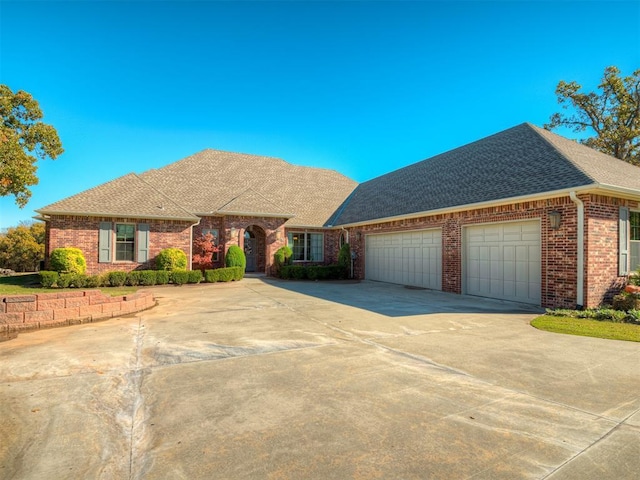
[548,210,562,230]
[356,231,362,241]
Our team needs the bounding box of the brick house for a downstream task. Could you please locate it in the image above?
[37,123,640,309]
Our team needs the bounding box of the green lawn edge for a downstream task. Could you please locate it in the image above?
[0,273,137,297]
[531,315,640,342]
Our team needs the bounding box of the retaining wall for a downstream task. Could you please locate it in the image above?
[0,289,155,340]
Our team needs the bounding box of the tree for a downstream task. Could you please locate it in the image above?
[0,222,45,272]
[192,232,220,271]
[545,66,640,165]
[0,85,64,207]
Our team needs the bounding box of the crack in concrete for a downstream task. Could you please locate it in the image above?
[128,317,148,480]
[539,405,640,479]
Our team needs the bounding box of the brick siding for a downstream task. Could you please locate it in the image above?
[46,216,193,275]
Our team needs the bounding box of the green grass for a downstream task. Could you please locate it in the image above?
[531,315,640,342]
[0,273,137,297]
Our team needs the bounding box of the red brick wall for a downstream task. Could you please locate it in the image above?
[46,216,193,275]
[584,195,639,307]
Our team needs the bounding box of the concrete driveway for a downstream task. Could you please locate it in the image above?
[1,278,638,479]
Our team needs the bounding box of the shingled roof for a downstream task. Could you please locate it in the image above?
[36,173,200,221]
[329,123,640,226]
[38,149,358,227]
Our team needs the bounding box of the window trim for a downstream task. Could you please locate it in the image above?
[287,231,324,262]
[115,222,136,263]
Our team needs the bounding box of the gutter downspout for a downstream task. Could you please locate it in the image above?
[188,219,202,271]
[570,192,584,309]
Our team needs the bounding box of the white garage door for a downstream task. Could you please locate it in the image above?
[465,221,541,305]
[365,230,442,290]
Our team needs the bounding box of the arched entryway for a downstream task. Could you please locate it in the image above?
[243,225,266,273]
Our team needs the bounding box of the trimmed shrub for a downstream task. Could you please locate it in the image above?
[156,248,187,271]
[204,269,221,283]
[155,270,170,285]
[290,265,307,280]
[225,245,246,270]
[188,270,203,284]
[57,273,75,288]
[219,268,235,282]
[107,271,127,287]
[73,274,89,288]
[39,271,58,288]
[139,270,157,286]
[171,270,189,285]
[50,247,87,274]
[86,275,102,288]
[204,267,241,283]
[127,271,142,286]
[279,265,292,279]
[232,266,244,281]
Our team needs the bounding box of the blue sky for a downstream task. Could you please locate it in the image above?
[1,0,639,230]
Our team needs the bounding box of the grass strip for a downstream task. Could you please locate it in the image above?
[531,315,640,342]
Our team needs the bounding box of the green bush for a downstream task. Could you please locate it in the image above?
[204,266,246,283]
[72,274,89,288]
[274,245,293,274]
[127,270,142,286]
[50,247,87,274]
[156,248,187,271]
[232,266,244,281]
[139,270,157,286]
[171,270,189,285]
[337,243,351,279]
[155,270,170,285]
[188,270,203,284]
[107,271,127,287]
[204,269,221,283]
[39,271,58,288]
[86,275,102,288]
[219,268,235,282]
[57,273,75,288]
[225,245,246,269]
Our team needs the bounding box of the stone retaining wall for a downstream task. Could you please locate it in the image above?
[0,289,156,339]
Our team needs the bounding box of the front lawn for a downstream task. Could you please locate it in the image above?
[0,274,137,296]
[531,315,640,342]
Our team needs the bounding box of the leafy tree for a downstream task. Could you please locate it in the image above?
[0,222,45,272]
[192,232,220,271]
[545,66,640,165]
[0,85,64,207]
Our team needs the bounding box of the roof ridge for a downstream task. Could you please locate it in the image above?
[133,173,199,218]
[525,123,598,184]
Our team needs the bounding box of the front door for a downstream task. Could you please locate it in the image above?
[244,231,256,272]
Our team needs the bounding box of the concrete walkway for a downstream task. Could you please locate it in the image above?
[1,278,638,479]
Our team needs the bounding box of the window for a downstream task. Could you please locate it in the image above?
[203,228,219,262]
[115,224,135,261]
[99,222,149,264]
[287,232,324,262]
[339,231,347,248]
[631,211,640,272]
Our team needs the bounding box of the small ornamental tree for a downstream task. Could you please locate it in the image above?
[49,247,86,274]
[192,232,220,271]
[225,245,246,270]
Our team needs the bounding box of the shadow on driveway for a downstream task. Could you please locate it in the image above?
[261,278,542,317]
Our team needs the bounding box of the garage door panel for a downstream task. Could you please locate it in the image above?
[366,230,442,290]
[465,221,541,305]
